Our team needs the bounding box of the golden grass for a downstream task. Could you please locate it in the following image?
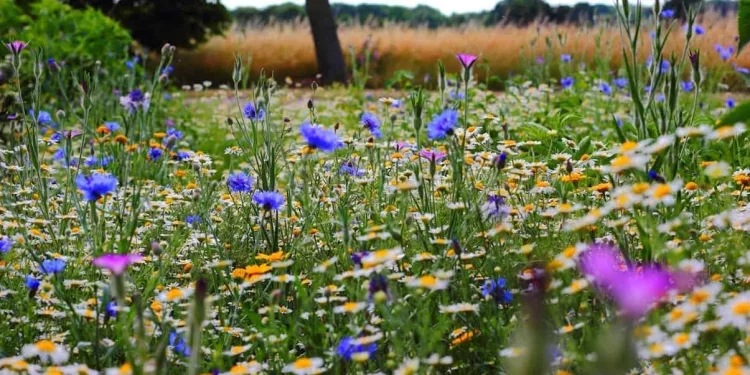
[173,12,750,86]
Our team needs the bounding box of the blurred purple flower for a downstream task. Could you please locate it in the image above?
[456,53,478,69]
[93,253,143,275]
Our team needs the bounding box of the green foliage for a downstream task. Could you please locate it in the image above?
[1,0,132,65]
[64,0,232,51]
[0,0,27,40]
[739,0,750,54]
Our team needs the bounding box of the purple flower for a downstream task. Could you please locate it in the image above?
[561,54,572,63]
[610,266,672,319]
[300,122,342,152]
[0,236,11,254]
[578,243,624,287]
[5,41,27,55]
[339,161,364,177]
[456,53,478,69]
[360,112,381,138]
[427,109,458,140]
[681,81,694,92]
[599,82,612,96]
[561,76,574,89]
[613,78,628,89]
[148,147,163,161]
[418,149,446,163]
[252,191,285,211]
[227,171,253,193]
[482,277,512,304]
[75,173,118,201]
[243,102,264,120]
[92,253,143,275]
[120,89,150,113]
[578,244,687,319]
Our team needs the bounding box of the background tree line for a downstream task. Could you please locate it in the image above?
[234,0,738,28]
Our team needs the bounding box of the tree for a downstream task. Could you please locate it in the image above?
[63,0,231,51]
[305,0,347,84]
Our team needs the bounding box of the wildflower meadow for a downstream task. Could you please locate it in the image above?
[1,1,750,374]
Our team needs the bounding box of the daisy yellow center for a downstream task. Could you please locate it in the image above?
[166,289,183,300]
[620,141,637,152]
[294,358,313,369]
[653,184,672,198]
[420,275,437,287]
[673,333,689,345]
[563,247,576,258]
[343,302,359,312]
[732,301,750,315]
[690,291,709,304]
[611,155,632,168]
[35,340,56,352]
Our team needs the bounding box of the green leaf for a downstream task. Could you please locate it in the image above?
[739,0,750,54]
[719,100,750,125]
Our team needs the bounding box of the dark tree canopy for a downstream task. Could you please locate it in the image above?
[62,0,232,50]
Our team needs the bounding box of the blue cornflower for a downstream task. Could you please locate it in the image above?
[660,59,671,73]
[368,274,389,300]
[75,173,118,201]
[227,172,253,193]
[176,150,192,161]
[360,112,382,138]
[656,93,666,102]
[715,44,734,61]
[186,215,202,225]
[29,109,52,125]
[681,81,694,92]
[336,336,377,360]
[661,9,675,18]
[694,25,705,35]
[613,78,628,89]
[25,275,40,291]
[481,277,512,304]
[104,121,120,132]
[106,301,117,318]
[426,109,458,140]
[727,98,736,108]
[252,191,285,211]
[351,251,368,268]
[243,102,264,120]
[149,147,164,161]
[166,127,183,139]
[125,60,135,69]
[448,91,465,101]
[300,122,342,152]
[0,236,11,254]
[40,259,66,275]
[561,76,574,89]
[561,54,572,63]
[169,330,191,357]
[648,169,666,183]
[340,161,364,177]
[84,156,99,167]
[120,89,150,112]
[599,82,612,96]
[162,65,174,75]
[50,132,63,143]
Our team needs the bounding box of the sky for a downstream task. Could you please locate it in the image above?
[221,0,656,14]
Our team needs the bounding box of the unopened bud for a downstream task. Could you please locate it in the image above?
[161,43,172,56]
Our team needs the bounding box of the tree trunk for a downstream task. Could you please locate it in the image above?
[305,0,347,85]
